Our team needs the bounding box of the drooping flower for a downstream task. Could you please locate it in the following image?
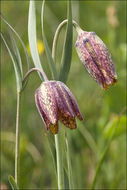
[75,30,118,89]
[35,81,83,134]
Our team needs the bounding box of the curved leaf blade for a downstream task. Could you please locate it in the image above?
[28,0,43,81]
[41,0,58,80]
[104,115,126,139]
[1,33,22,91]
[0,14,30,76]
[59,0,73,83]
[9,29,23,78]
[66,136,74,189]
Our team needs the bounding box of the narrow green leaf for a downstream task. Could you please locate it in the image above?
[0,14,30,76]
[1,33,22,91]
[28,0,43,81]
[64,168,69,189]
[78,121,98,156]
[46,134,57,176]
[66,136,74,189]
[8,175,19,190]
[104,115,126,139]
[59,0,73,83]
[91,112,124,189]
[41,0,58,80]
[9,29,23,78]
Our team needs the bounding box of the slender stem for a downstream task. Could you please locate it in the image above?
[15,91,21,186]
[52,19,82,62]
[52,19,67,61]
[55,132,64,190]
[22,67,48,86]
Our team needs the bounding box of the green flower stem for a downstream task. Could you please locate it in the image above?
[15,67,48,186]
[55,132,64,190]
[15,90,21,186]
[52,20,65,189]
[22,68,48,87]
[52,19,82,62]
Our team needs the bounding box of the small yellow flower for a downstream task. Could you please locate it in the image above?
[27,40,44,55]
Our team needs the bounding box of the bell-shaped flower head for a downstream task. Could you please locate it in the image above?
[35,81,83,134]
[75,30,118,89]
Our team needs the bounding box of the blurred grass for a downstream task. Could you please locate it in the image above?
[1,1,126,189]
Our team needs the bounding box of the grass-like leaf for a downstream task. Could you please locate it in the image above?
[0,14,30,77]
[66,136,74,189]
[46,134,57,176]
[41,0,58,80]
[9,30,23,78]
[28,0,43,81]
[91,108,126,189]
[1,33,22,91]
[8,175,19,190]
[78,121,98,156]
[59,0,73,83]
[104,115,126,139]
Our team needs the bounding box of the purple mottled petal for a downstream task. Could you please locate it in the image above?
[90,32,117,82]
[76,39,105,87]
[35,89,58,134]
[54,81,75,118]
[59,82,83,121]
[35,82,58,125]
[35,90,50,130]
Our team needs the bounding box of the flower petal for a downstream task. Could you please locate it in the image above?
[90,32,117,85]
[58,81,83,121]
[76,39,105,87]
[39,82,58,124]
[54,81,75,118]
[35,90,58,134]
[35,90,50,130]
[59,111,77,129]
[49,124,58,134]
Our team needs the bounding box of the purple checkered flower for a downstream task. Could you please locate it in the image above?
[75,30,118,89]
[35,81,83,134]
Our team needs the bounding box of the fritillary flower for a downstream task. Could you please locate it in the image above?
[35,81,83,134]
[75,30,118,89]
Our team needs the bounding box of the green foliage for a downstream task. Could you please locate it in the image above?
[1,32,22,91]
[104,115,126,139]
[0,14,30,90]
[59,0,73,83]
[41,0,58,80]
[28,0,43,81]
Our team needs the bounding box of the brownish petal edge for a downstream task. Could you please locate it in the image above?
[49,123,58,134]
[59,112,77,129]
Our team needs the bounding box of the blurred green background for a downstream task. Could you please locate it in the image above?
[1,0,126,189]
